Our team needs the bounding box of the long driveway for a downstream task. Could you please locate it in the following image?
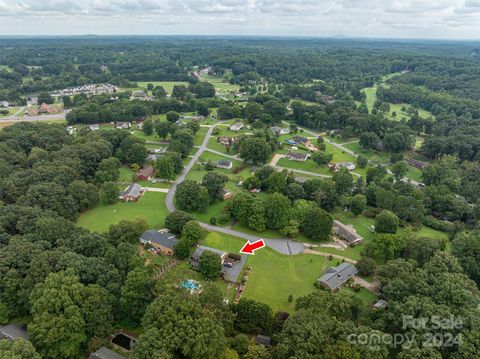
[165,123,304,255]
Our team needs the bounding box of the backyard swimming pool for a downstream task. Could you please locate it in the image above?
[180,279,202,294]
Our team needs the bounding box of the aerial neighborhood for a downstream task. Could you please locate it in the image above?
[0,31,479,359]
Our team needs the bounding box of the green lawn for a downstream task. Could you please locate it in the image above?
[135,81,190,94]
[199,74,240,92]
[77,192,168,232]
[362,76,434,121]
[0,107,20,118]
[277,157,332,176]
[193,126,209,146]
[202,231,337,312]
[345,142,390,163]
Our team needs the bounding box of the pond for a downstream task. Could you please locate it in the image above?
[112,333,135,351]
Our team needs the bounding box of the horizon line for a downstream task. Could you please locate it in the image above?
[0,34,480,43]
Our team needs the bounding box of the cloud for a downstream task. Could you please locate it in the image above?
[0,0,478,39]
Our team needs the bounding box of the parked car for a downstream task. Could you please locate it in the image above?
[223,262,233,268]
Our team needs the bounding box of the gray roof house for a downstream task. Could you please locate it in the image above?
[230,122,244,131]
[191,245,227,270]
[118,183,144,201]
[255,334,271,346]
[140,230,178,252]
[0,324,28,340]
[287,152,308,162]
[317,262,358,291]
[333,220,363,245]
[89,347,126,359]
[216,159,233,169]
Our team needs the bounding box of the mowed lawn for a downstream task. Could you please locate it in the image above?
[202,231,337,312]
[77,192,168,232]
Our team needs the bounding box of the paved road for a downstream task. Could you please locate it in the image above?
[166,125,215,212]
[165,123,305,256]
[0,109,70,122]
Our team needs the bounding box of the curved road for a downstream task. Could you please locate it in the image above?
[165,123,305,255]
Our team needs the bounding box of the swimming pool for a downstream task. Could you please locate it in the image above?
[180,279,202,293]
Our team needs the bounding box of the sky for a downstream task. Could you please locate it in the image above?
[0,0,479,39]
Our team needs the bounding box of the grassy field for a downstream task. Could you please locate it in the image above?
[0,107,20,118]
[0,119,67,129]
[135,81,190,94]
[77,192,168,232]
[193,126,209,146]
[202,231,338,312]
[362,77,434,121]
[345,142,390,163]
[200,74,240,92]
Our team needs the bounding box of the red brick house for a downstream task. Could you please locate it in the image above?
[136,166,155,180]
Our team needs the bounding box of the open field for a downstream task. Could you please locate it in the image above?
[77,191,168,232]
[0,107,20,118]
[202,231,338,312]
[200,74,240,92]
[135,81,190,94]
[0,119,67,129]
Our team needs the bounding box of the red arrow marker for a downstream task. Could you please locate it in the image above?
[240,239,265,255]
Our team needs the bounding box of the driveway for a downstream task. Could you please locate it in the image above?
[222,254,247,282]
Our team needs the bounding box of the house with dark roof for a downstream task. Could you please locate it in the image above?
[333,220,363,245]
[271,126,290,136]
[286,152,308,162]
[255,334,271,347]
[216,159,233,169]
[115,121,131,129]
[407,158,428,170]
[0,324,28,340]
[140,230,178,256]
[89,347,126,359]
[136,166,155,180]
[118,183,144,202]
[191,245,227,270]
[317,262,358,291]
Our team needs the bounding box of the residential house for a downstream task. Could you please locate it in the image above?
[118,183,144,202]
[333,220,363,245]
[286,152,308,162]
[317,262,358,291]
[0,101,9,108]
[136,122,143,130]
[285,139,297,145]
[271,126,290,136]
[407,158,428,170]
[0,324,28,340]
[292,136,310,145]
[140,230,178,256]
[222,188,233,200]
[329,162,356,171]
[89,124,100,131]
[89,347,126,359]
[136,166,155,181]
[115,121,131,129]
[230,122,244,132]
[219,136,236,146]
[373,299,388,309]
[66,126,75,135]
[255,335,271,347]
[216,159,233,170]
[191,245,227,270]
